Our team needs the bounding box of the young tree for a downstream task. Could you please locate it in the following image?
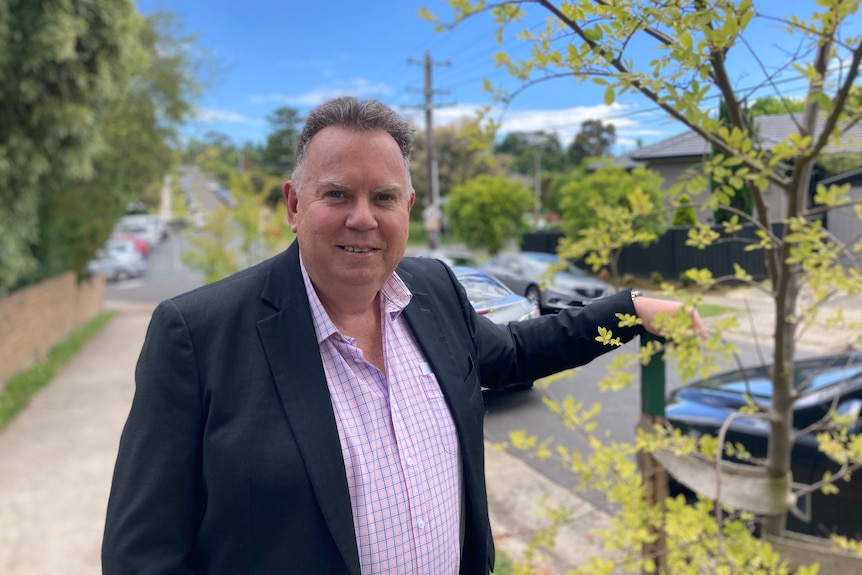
[445,174,534,254]
[427,0,862,568]
[182,169,294,283]
[567,119,616,166]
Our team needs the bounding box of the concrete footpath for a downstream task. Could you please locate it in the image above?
[0,302,154,574]
[0,290,860,574]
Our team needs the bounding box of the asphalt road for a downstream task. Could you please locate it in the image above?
[104,231,203,304]
[482,337,777,511]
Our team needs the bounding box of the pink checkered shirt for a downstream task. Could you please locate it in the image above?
[301,261,462,574]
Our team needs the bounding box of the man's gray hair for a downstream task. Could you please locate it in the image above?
[291,97,414,195]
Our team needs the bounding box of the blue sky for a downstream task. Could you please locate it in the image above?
[135,0,851,153]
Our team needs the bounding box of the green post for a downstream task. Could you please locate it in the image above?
[640,332,666,417]
[640,332,668,574]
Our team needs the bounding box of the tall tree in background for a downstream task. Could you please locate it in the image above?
[712,99,755,224]
[494,130,567,174]
[34,12,202,281]
[749,95,806,116]
[0,0,139,293]
[567,119,616,166]
[260,106,302,176]
[410,118,501,220]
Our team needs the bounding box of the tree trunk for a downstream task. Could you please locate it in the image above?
[762,259,799,537]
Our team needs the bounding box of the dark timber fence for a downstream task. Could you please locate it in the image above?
[522,223,787,282]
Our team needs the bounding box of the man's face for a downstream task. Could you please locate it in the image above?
[285,126,414,298]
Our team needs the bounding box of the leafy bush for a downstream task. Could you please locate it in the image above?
[445,174,535,254]
[671,194,698,227]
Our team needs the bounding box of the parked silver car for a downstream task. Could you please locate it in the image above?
[452,266,540,324]
[87,238,148,282]
[482,251,613,313]
[412,249,478,268]
[452,266,539,391]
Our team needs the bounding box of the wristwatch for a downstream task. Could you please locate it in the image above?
[630,289,643,300]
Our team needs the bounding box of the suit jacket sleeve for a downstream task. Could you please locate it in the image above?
[475,287,644,389]
[404,258,644,390]
[102,299,203,575]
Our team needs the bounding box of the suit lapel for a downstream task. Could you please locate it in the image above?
[257,245,361,575]
[400,272,475,414]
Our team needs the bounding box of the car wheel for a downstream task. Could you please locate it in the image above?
[525,285,541,308]
[115,269,130,282]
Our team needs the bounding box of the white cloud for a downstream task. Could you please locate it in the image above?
[248,78,393,108]
[398,101,688,153]
[504,104,663,145]
[403,102,648,143]
[193,107,248,123]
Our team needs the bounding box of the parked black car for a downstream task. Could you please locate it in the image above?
[665,350,862,539]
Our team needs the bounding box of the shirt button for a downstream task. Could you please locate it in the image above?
[417,519,425,529]
[406,457,414,466]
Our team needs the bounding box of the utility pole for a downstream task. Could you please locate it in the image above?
[408,51,450,249]
[533,147,542,228]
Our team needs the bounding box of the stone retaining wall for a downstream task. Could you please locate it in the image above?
[0,273,105,388]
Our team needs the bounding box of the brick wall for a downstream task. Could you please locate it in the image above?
[0,273,105,388]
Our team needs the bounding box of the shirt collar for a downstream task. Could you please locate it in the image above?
[299,255,412,345]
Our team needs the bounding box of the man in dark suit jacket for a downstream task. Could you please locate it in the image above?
[102,97,702,574]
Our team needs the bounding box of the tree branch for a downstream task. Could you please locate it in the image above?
[809,40,862,159]
[794,461,862,499]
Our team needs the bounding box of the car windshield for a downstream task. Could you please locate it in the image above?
[457,274,513,305]
[710,358,862,397]
[797,364,862,394]
[716,377,776,397]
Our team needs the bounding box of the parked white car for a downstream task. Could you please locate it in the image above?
[114,215,166,248]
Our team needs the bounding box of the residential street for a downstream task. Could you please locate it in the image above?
[0,280,860,573]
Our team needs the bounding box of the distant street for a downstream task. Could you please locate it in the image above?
[104,231,203,304]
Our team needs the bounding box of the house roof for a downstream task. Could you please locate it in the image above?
[628,113,862,161]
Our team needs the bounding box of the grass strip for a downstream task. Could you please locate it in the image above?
[0,310,115,430]
[696,302,734,318]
